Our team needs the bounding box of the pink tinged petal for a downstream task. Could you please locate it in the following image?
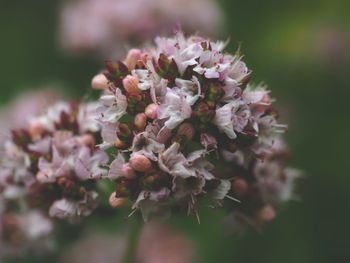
[99,121,118,149]
[200,133,217,150]
[175,76,202,106]
[76,191,99,217]
[220,149,245,166]
[75,147,109,180]
[98,89,127,123]
[132,188,171,222]
[222,78,241,102]
[28,137,51,154]
[20,211,53,240]
[108,153,126,179]
[49,199,77,219]
[158,88,192,130]
[213,102,238,139]
[243,87,268,104]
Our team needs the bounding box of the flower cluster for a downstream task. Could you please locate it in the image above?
[0,32,300,246]
[0,209,54,258]
[0,101,108,222]
[0,89,60,144]
[93,31,300,223]
[60,0,222,57]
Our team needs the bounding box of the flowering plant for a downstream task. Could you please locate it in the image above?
[92,31,300,224]
[60,0,222,57]
[0,31,300,258]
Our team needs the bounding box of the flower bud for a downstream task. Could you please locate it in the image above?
[256,205,276,224]
[36,171,48,183]
[114,138,126,149]
[122,163,136,179]
[134,113,147,131]
[77,134,96,146]
[109,192,128,208]
[118,123,132,138]
[29,120,45,140]
[177,123,195,140]
[91,73,109,90]
[145,103,158,119]
[129,154,152,172]
[125,49,142,70]
[231,178,248,196]
[123,75,141,94]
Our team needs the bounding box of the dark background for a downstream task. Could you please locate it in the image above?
[1,0,349,262]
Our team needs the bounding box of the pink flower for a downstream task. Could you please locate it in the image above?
[131,132,165,161]
[213,101,250,139]
[49,191,99,219]
[132,188,171,221]
[60,0,223,57]
[75,146,109,180]
[97,88,127,123]
[158,88,192,130]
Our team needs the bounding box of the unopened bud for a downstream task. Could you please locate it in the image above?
[142,175,157,189]
[77,134,96,146]
[177,123,195,140]
[123,75,141,94]
[118,123,132,138]
[125,49,142,70]
[129,154,152,172]
[91,73,109,90]
[256,205,276,223]
[109,192,128,208]
[114,138,126,149]
[145,103,158,119]
[36,171,48,183]
[122,163,136,179]
[29,120,45,140]
[231,178,248,196]
[134,113,147,131]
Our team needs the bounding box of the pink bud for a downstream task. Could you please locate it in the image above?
[109,192,128,208]
[36,171,52,183]
[36,171,46,182]
[91,73,109,90]
[29,120,44,140]
[129,154,152,172]
[135,113,147,131]
[114,138,126,149]
[256,205,276,223]
[77,134,96,146]
[231,178,248,196]
[122,163,136,179]
[145,103,158,119]
[125,48,142,70]
[123,75,141,94]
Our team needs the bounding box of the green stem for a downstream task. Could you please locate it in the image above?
[124,218,143,263]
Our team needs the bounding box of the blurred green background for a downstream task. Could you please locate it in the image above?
[1,0,349,262]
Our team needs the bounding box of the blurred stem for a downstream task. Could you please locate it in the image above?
[124,218,143,263]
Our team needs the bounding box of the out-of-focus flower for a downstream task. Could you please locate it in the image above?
[0,89,60,144]
[136,221,195,263]
[93,30,300,229]
[59,232,128,263]
[60,222,195,263]
[0,101,108,221]
[59,0,223,57]
[0,210,54,259]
